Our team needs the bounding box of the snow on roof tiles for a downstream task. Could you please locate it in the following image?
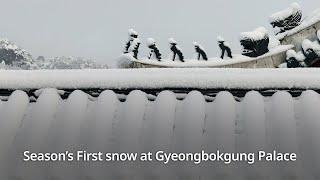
[1,68,320,90]
[0,89,320,178]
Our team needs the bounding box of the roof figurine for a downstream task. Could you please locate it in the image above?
[302,39,320,66]
[124,28,139,53]
[169,38,184,62]
[240,27,269,57]
[129,38,141,59]
[193,42,208,60]
[286,49,305,68]
[269,3,302,34]
[147,38,162,61]
[217,36,232,59]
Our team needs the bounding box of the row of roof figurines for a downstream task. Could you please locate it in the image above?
[122,2,304,62]
[124,29,232,62]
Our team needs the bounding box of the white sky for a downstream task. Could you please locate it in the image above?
[0,0,319,64]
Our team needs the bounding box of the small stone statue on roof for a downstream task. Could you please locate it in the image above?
[193,42,208,60]
[269,3,302,34]
[169,38,184,62]
[147,38,162,61]
[129,38,141,59]
[217,36,232,59]
[124,28,138,53]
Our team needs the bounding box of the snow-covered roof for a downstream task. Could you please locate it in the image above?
[240,27,268,41]
[2,67,320,90]
[269,2,301,22]
[0,88,320,179]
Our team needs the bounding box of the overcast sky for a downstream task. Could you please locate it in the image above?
[0,0,319,64]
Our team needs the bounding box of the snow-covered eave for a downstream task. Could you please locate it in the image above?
[1,68,320,90]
